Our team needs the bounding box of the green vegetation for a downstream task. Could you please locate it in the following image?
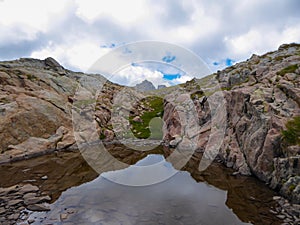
[190,90,204,100]
[221,87,232,91]
[277,64,298,76]
[99,131,106,140]
[282,116,300,146]
[26,74,36,81]
[274,55,291,61]
[289,184,296,192]
[129,96,164,139]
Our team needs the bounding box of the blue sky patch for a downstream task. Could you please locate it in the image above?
[163,73,181,80]
[162,55,176,63]
[225,58,235,66]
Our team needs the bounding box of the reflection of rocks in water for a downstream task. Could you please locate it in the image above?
[162,146,294,225]
[26,155,249,225]
[0,144,163,224]
[0,144,297,224]
[0,184,51,225]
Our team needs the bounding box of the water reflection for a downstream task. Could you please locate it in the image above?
[28,154,249,225]
[0,145,282,224]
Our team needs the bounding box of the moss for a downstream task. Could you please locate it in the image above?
[221,87,232,91]
[99,131,106,140]
[289,184,296,192]
[276,64,298,76]
[274,55,291,61]
[26,74,36,81]
[190,90,204,100]
[225,148,230,156]
[129,96,164,139]
[282,116,300,146]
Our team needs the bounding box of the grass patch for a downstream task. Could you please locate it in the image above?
[274,55,291,61]
[277,64,298,76]
[129,96,164,139]
[191,90,204,100]
[289,184,296,192]
[282,116,300,146]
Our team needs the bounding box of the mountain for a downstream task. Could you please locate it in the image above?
[163,43,300,203]
[157,84,167,89]
[0,43,299,203]
[134,79,156,91]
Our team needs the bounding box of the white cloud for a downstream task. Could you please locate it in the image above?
[31,39,110,71]
[224,23,300,60]
[113,65,172,87]
[0,0,70,31]
[1,0,300,80]
[75,0,148,25]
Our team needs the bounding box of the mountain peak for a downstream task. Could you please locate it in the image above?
[134,79,156,91]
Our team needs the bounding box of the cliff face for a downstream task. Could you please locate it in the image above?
[163,43,300,202]
[0,57,125,162]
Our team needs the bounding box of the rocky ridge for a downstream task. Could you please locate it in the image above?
[163,43,300,203]
[0,44,299,217]
[134,79,156,91]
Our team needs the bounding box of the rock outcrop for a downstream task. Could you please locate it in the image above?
[0,57,124,162]
[0,57,161,163]
[163,43,300,203]
[0,43,299,204]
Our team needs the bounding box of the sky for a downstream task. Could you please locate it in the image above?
[0,0,299,87]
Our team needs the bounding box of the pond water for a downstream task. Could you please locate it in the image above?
[0,144,282,225]
[27,154,250,225]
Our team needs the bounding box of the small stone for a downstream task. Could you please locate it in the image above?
[66,208,76,214]
[8,199,23,206]
[0,185,20,195]
[41,175,48,180]
[0,207,6,214]
[28,219,35,224]
[27,203,50,211]
[273,196,281,201]
[24,195,51,205]
[60,213,68,221]
[19,184,39,194]
[8,213,20,220]
[23,192,37,200]
[276,214,286,219]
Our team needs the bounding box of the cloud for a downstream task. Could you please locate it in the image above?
[112,62,191,88]
[0,0,299,82]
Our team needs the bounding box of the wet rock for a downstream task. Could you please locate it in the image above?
[27,203,50,211]
[24,195,51,205]
[8,199,23,206]
[28,219,35,224]
[60,213,68,220]
[41,175,48,180]
[19,184,39,194]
